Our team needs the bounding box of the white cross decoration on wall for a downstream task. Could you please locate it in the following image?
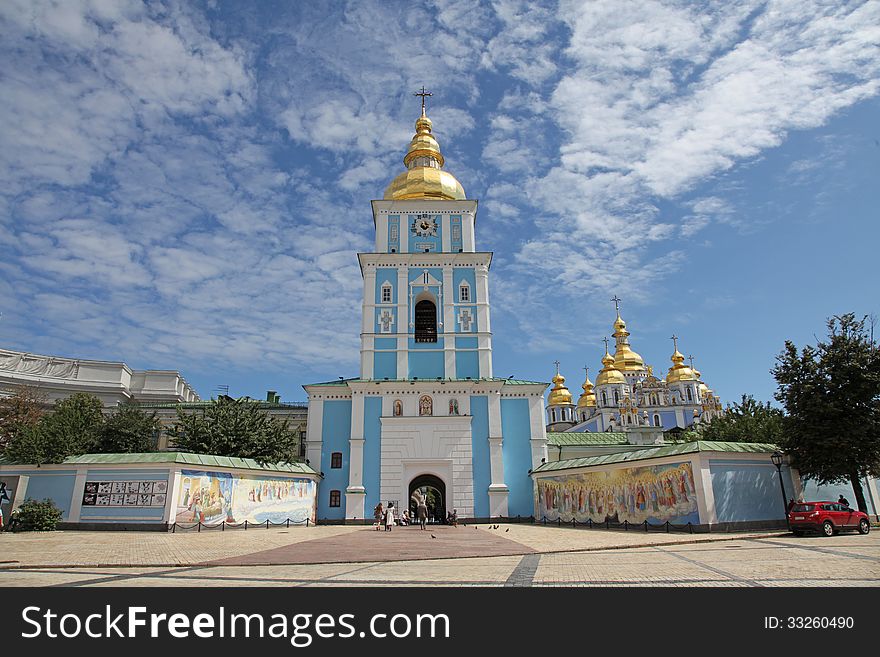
[458,308,473,332]
[379,309,395,333]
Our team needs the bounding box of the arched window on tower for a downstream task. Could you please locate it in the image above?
[415,299,437,342]
[550,408,556,423]
[614,391,619,405]
[601,392,607,406]
[654,414,661,427]
[686,387,693,402]
[459,282,470,302]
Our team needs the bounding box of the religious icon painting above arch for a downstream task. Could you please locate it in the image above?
[419,395,432,416]
[449,398,459,415]
[393,399,403,417]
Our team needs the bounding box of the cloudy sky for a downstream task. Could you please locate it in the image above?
[1,0,878,406]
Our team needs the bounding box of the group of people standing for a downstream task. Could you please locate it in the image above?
[373,491,430,531]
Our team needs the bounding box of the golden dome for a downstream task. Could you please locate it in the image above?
[383,108,465,201]
[694,368,709,397]
[596,349,626,386]
[577,369,597,408]
[548,370,573,406]
[666,348,697,383]
[611,312,646,372]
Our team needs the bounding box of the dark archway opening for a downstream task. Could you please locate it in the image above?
[409,474,446,524]
[414,300,437,343]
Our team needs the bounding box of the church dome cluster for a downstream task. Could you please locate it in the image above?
[546,298,724,433]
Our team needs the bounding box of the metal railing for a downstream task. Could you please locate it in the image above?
[171,517,311,532]
[541,516,700,533]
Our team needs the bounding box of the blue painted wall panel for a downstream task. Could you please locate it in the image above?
[501,398,534,518]
[319,400,352,519]
[408,351,445,379]
[710,459,796,522]
[455,337,478,349]
[455,350,479,379]
[374,338,397,350]
[19,473,77,519]
[469,396,490,518]
[362,397,383,515]
[373,352,397,380]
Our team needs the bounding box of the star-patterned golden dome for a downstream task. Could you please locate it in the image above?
[383,102,465,201]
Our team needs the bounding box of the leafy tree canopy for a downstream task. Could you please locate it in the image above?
[772,313,880,513]
[96,404,160,454]
[166,396,299,464]
[0,386,47,451]
[5,392,104,465]
[696,394,784,444]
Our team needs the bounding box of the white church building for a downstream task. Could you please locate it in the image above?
[304,101,548,522]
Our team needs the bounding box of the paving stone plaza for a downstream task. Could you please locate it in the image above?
[1,524,877,587]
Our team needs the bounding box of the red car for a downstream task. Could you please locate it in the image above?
[788,501,871,537]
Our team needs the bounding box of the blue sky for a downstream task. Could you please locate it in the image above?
[1,0,878,406]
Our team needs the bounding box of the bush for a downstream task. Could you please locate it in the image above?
[16,498,63,531]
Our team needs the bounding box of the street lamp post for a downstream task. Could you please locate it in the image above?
[771,451,790,530]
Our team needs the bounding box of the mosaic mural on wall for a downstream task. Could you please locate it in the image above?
[175,470,317,525]
[537,461,700,525]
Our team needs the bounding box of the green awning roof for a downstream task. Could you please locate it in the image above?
[547,432,629,446]
[532,441,780,474]
[1,452,318,475]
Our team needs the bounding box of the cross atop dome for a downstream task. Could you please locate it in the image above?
[413,86,432,114]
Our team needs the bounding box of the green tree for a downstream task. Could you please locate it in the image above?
[166,396,299,464]
[696,394,784,444]
[96,404,160,453]
[772,313,880,513]
[4,393,105,465]
[0,386,47,451]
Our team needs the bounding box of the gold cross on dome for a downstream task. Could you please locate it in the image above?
[553,360,560,375]
[413,86,432,112]
[602,336,610,352]
[611,295,622,314]
[670,334,679,351]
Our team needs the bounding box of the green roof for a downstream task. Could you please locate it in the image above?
[532,441,780,474]
[1,452,318,475]
[306,377,547,387]
[547,432,629,446]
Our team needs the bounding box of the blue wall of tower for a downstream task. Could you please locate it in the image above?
[501,398,534,517]
[318,400,352,519]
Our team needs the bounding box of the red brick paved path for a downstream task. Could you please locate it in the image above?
[206,525,536,566]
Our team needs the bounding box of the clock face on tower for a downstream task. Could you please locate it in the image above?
[411,214,438,237]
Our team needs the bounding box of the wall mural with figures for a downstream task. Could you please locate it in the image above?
[537,461,700,525]
[175,469,316,525]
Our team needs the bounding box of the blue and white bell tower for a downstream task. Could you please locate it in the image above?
[305,94,548,523]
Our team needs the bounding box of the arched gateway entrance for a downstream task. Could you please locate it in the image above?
[408,474,446,524]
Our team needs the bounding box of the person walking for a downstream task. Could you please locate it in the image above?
[374,502,384,531]
[412,489,429,530]
[384,502,395,532]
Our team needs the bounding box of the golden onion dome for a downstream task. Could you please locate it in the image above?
[383,108,465,201]
[577,369,597,408]
[666,348,697,383]
[596,349,626,386]
[547,370,573,406]
[611,313,646,372]
[694,368,709,397]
